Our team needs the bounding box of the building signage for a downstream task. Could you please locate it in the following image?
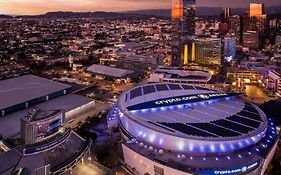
[24,129,71,155]
[192,160,260,175]
[127,93,239,111]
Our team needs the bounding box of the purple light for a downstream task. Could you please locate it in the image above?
[238,154,242,158]
[215,157,219,161]
[256,148,260,152]
[220,144,225,151]
[238,142,243,147]
[177,105,183,109]
[141,109,148,113]
[227,156,231,160]
[159,139,163,145]
[203,157,206,161]
[190,156,193,160]
[248,152,252,155]
[251,137,256,141]
[210,145,215,152]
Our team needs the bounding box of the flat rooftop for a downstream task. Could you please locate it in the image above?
[0,74,71,111]
[87,64,134,78]
[0,94,93,139]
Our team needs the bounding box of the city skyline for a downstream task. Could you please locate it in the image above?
[0,0,281,15]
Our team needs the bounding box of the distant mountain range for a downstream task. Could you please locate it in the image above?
[0,11,146,19]
[0,14,13,18]
[0,5,281,19]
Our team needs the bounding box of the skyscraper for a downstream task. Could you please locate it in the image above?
[172,0,183,20]
[243,31,261,49]
[221,8,231,23]
[171,0,196,67]
[183,37,222,67]
[243,11,250,32]
[224,35,237,62]
[183,0,196,36]
[230,15,242,43]
[171,0,184,67]
[249,3,267,32]
[250,3,264,17]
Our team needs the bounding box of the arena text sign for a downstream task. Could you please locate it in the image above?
[127,93,239,111]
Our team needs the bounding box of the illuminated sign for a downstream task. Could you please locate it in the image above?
[127,93,239,111]
[193,160,260,175]
[24,129,71,155]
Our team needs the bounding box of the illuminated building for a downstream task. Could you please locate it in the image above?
[149,67,212,85]
[229,15,242,43]
[21,108,65,145]
[267,70,281,95]
[243,31,260,49]
[186,37,222,66]
[224,35,237,62]
[183,0,196,36]
[221,8,231,23]
[250,3,264,17]
[171,0,196,67]
[249,3,267,33]
[1,109,91,175]
[172,0,183,20]
[243,11,250,32]
[113,83,278,175]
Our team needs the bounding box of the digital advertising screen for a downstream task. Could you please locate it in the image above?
[35,112,64,142]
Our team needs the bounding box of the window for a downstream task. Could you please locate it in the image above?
[154,165,164,175]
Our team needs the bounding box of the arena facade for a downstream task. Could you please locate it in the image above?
[114,83,278,175]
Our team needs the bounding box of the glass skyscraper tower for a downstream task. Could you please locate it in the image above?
[171,0,196,67]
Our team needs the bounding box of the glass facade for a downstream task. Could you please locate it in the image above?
[183,37,222,66]
[171,0,196,67]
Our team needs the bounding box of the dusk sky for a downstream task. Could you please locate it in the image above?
[0,0,281,15]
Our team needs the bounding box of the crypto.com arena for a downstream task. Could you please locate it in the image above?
[113,83,278,175]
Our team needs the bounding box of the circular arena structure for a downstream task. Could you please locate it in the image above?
[114,83,278,175]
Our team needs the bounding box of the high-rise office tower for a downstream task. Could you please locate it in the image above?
[243,11,250,32]
[171,0,184,67]
[230,15,242,43]
[224,35,237,62]
[171,0,196,67]
[183,0,196,36]
[243,31,261,49]
[249,3,267,32]
[250,3,264,17]
[183,37,222,67]
[221,8,231,23]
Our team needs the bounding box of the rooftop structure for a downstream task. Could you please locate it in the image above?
[87,64,134,78]
[0,94,95,139]
[0,129,91,175]
[0,74,72,116]
[150,67,212,85]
